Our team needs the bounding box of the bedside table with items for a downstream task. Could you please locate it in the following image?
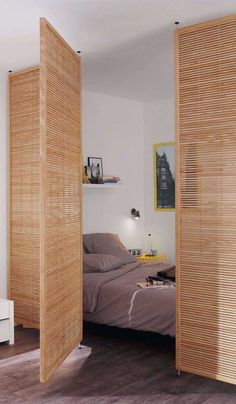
[0,298,14,344]
[137,254,167,264]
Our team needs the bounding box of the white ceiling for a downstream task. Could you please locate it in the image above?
[1,0,236,101]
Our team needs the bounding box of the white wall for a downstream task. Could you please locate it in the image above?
[143,97,175,265]
[0,87,174,298]
[83,90,144,249]
[0,40,39,299]
[0,86,145,298]
[0,23,39,300]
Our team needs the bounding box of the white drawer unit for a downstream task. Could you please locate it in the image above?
[0,298,14,344]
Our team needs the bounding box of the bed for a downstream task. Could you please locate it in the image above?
[83,233,176,338]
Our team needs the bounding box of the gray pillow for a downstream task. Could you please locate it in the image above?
[83,253,123,273]
[83,233,137,265]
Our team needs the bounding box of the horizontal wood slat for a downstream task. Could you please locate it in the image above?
[9,68,40,328]
[176,15,236,384]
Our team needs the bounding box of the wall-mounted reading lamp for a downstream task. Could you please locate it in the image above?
[131,208,140,220]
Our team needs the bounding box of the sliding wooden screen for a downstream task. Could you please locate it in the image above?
[40,18,82,383]
[176,14,236,384]
[9,67,40,328]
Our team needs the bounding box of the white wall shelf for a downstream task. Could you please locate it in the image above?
[83,183,122,189]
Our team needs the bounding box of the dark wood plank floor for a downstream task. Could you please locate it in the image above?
[1,323,236,403]
[0,324,39,360]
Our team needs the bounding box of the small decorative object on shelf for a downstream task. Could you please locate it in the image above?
[84,156,121,185]
[85,165,91,181]
[90,165,99,183]
[98,175,121,184]
[88,157,103,176]
[85,165,99,183]
[137,254,167,264]
[82,165,90,184]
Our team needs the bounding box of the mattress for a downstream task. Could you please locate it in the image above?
[83,261,175,337]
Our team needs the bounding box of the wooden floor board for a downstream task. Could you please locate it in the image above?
[0,323,236,403]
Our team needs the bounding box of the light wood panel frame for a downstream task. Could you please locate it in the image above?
[175,27,181,373]
[9,67,40,329]
[9,18,82,383]
[40,17,82,383]
[176,13,236,385]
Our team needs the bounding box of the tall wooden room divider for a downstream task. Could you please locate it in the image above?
[176,14,236,385]
[9,18,82,382]
[9,67,40,328]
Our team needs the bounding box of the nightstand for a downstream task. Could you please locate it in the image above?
[137,254,167,264]
[0,298,14,344]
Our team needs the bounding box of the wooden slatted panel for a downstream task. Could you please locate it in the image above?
[176,15,236,385]
[9,68,40,328]
[40,18,82,383]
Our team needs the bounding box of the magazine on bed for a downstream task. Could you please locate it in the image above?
[136,266,176,289]
[136,281,175,289]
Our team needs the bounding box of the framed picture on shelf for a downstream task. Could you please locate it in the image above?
[153,142,175,211]
[88,157,103,176]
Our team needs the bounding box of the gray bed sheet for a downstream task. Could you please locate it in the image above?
[83,261,175,337]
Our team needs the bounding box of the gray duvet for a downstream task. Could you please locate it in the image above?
[83,261,175,337]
